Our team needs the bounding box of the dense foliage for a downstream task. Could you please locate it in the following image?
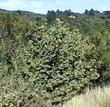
[0,9,110,106]
[46,9,110,84]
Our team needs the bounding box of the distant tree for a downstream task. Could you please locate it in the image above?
[56,9,62,16]
[103,11,110,18]
[103,11,110,15]
[95,10,101,15]
[85,9,100,16]
[64,9,72,16]
[84,9,89,15]
[17,10,22,15]
[89,9,95,16]
[46,10,57,24]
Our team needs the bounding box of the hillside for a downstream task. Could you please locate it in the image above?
[0,8,46,19]
[0,8,110,107]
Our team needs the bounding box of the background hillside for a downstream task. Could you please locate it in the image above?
[0,8,46,19]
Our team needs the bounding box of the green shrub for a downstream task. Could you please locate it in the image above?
[14,21,101,104]
[0,92,48,107]
[0,77,49,107]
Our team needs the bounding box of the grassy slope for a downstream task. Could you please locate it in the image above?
[63,87,110,107]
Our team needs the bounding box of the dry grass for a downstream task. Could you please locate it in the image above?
[63,87,110,107]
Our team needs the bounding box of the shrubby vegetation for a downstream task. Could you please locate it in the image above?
[46,9,110,84]
[0,9,110,106]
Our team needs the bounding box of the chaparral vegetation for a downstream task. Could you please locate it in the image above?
[0,8,110,107]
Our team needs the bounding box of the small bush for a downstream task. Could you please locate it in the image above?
[0,92,49,107]
[0,77,49,107]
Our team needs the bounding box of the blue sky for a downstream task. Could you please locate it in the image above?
[0,0,110,14]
